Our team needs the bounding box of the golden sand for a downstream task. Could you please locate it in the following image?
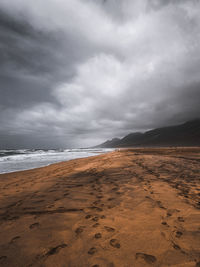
[0,148,200,267]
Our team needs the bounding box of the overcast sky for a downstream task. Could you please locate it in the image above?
[0,0,200,148]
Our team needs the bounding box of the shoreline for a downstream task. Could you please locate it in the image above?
[0,148,200,266]
[1,146,200,175]
[0,149,114,175]
[0,154,102,175]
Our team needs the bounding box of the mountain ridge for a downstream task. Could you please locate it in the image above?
[95,119,200,148]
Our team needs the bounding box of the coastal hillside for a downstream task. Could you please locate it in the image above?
[96,119,200,147]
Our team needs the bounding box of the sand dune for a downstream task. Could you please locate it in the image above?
[0,148,200,267]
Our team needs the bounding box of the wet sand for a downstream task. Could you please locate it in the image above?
[0,147,200,267]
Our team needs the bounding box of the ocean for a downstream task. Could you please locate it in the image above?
[0,148,113,174]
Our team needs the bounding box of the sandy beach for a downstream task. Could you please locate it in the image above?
[0,148,200,267]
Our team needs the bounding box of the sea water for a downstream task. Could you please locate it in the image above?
[0,148,113,174]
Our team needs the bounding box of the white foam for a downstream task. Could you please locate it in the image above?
[0,148,113,174]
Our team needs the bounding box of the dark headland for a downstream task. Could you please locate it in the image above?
[95,119,200,148]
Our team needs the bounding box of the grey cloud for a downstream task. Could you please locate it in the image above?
[0,6,98,110]
[0,0,200,148]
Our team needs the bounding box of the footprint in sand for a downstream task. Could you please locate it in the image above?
[34,200,44,203]
[177,216,185,222]
[107,205,116,209]
[111,187,118,191]
[92,216,99,222]
[167,212,172,217]
[110,239,120,248]
[94,233,102,239]
[175,231,183,238]
[108,198,115,201]
[0,256,7,262]
[46,244,67,256]
[161,221,169,226]
[135,253,157,264]
[93,200,100,205]
[156,201,166,209]
[10,236,20,244]
[88,247,97,255]
[104,226,115,232]
[173,243,181,250]
[29,223,40,229]
[92,223,100,228]
[90,206,103,212]
[75,226,85,234]
[85,214,92,219]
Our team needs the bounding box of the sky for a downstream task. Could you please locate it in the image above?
[0,0,200,148]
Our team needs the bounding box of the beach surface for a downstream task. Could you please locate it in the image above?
[0,148,200,267]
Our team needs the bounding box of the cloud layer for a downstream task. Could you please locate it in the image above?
[0,0,200,148]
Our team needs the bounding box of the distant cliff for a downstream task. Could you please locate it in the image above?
[95,119,200,148]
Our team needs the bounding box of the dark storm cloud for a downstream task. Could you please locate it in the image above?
[0,0,200,148]
[0,7,95,108]
[0,10,60,108]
